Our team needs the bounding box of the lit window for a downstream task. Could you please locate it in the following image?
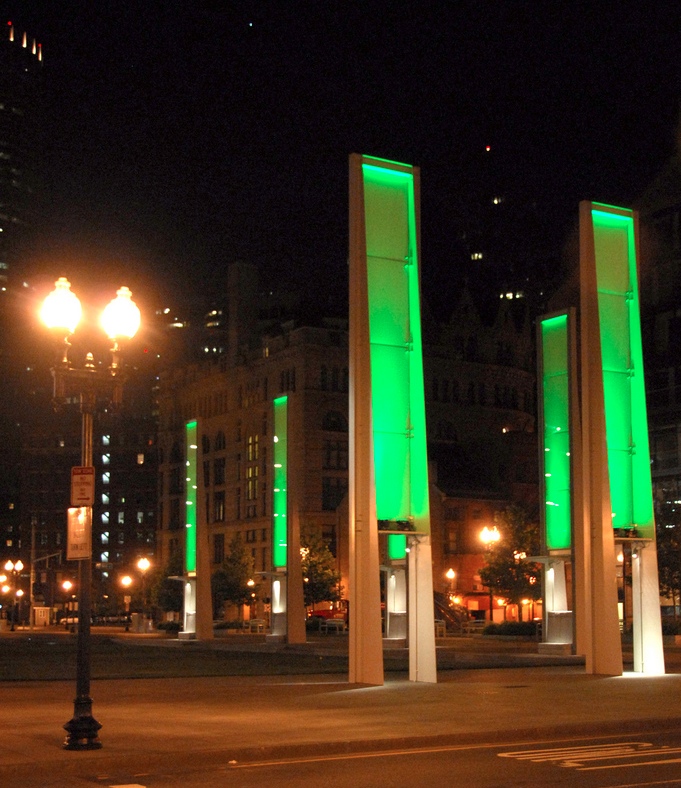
[137,453,144,465]
[102,454,110,465]
[102,435,110,446]
[101,512,110,525]
[101,493,109,505]
[100,552,109,563]
[471,252,483,261]
[102,472,110,485]
[137,511,144,524]
[117,512,125,524]
[101,532,109,545]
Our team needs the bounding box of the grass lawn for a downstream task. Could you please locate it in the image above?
[0,634,349,681]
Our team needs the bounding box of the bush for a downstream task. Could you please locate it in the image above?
[156,621,181,632]
[214,620,245,630]
[483,621,539,637]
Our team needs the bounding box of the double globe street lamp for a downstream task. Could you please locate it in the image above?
[2,560,24,630]
[41,277,141,750]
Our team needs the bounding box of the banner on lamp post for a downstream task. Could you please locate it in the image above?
[67,506,92,561]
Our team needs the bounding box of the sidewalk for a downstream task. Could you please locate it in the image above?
[2,636,681,781]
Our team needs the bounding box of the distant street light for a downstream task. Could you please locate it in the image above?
[41,277,141,751]
[137,558,151,629]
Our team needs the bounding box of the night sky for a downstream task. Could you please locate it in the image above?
[4,1,681,317]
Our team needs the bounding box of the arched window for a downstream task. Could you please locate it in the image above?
[215,430,226,451]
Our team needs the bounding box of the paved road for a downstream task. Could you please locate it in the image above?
[148,731,681,787]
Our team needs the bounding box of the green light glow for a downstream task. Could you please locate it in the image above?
[185,420,197,573]
[361,157,431,559]
[540,314,571,550]
[591,204,654,535]
[272,396,288,568]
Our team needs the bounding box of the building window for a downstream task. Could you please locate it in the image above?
[101,532,109,545]
[322,477,348,511]
[214,491,225,522]
[102,453,110,465]
[247,465,259,500]
[213,457,226,485]
[324,440,348,470]
[213,533,225,564]
[215,431,226,451]
[203,460,210,487]
[117,512,125,524]
[247,435,259,462]
[137,453,145,465]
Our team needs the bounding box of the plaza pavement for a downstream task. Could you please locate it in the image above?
[2,632,681,783]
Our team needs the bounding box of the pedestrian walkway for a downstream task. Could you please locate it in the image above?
[2,636,681,782]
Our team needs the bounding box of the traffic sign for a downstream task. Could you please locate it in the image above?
[71,466,95,507]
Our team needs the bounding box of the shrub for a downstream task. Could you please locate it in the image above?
[156,621,181,632]
[483,621,539,637]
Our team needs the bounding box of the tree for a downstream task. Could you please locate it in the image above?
[300,526,341,608]
[211,534,256,618]
[655,501,681,620]
[479,505,541,607]
[150,551,184,615]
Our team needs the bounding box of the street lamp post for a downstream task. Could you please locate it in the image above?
[3,560,24,630]
[41,277,141,751]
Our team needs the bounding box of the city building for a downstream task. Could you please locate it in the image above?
[156,262,537,619]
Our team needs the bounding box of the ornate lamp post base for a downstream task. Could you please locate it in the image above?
[63,699,102,750]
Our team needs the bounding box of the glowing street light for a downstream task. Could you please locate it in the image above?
[137,558,151,628]
[479,525,501,546]
[41,277,141,750]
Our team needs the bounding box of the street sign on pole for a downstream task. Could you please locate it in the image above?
[67,507,92,561]
[71,466,95,507]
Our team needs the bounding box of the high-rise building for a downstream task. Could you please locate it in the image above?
[0,20,43,286]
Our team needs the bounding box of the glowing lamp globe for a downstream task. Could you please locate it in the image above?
[101,287,141,340]
[41,278,82,334]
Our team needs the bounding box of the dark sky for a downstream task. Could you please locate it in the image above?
[4,1,681,316]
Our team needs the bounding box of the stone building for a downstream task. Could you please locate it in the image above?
[156,262,537,619]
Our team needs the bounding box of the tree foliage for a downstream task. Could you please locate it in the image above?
[655,501,681,616]
[150,551,184,613]
[478,505,542,605]
[301,526,341,607]
[211,534,256,617]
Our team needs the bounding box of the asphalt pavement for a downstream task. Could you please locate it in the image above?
[2,632,681,784]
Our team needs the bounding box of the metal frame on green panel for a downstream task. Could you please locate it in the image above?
[272,396,288,568]
[539,313,572,551]
[362,158,431,559]
[185,420,198,574]
[591,204,653,536]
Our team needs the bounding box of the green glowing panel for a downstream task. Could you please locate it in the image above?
[272,396,288,568]
[362,157,431,560]
[185,420,197,574]
[540,314,571,550]
[592,205,654,535]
